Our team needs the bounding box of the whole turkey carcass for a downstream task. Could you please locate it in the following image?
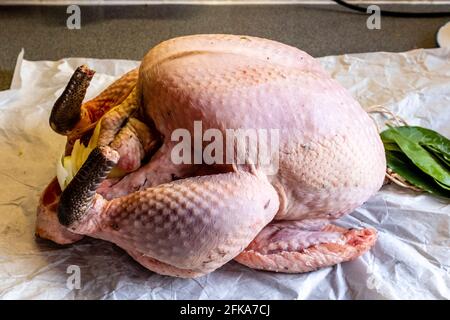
[36,35,385,278]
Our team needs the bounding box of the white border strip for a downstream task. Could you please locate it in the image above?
[1,1,450,5]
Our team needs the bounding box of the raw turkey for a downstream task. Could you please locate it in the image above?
[36,34,385,278]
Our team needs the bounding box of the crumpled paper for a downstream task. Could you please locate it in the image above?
[0,48,449,300]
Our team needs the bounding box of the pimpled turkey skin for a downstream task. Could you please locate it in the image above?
[37,34,385,278]
[74,171,280,277]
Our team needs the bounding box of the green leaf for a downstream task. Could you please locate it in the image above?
[380,128,400,144]
[388,125,450,169]
[382,127,450,187]
[435,179,450,191]
[393,126,450,157]
[383,142,402,152]
[423,145,450,168]
[385,150,450,198]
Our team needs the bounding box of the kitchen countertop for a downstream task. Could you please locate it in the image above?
[1,4,449,90]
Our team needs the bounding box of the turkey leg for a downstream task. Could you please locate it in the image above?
[58,146,280,277]
[49,65,138,142]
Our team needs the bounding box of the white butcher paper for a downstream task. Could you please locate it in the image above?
[0,47,449,300]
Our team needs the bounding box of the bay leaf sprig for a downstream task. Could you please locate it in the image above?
[380,125,450,199]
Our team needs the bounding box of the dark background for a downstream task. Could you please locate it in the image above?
[1,4,449,89]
